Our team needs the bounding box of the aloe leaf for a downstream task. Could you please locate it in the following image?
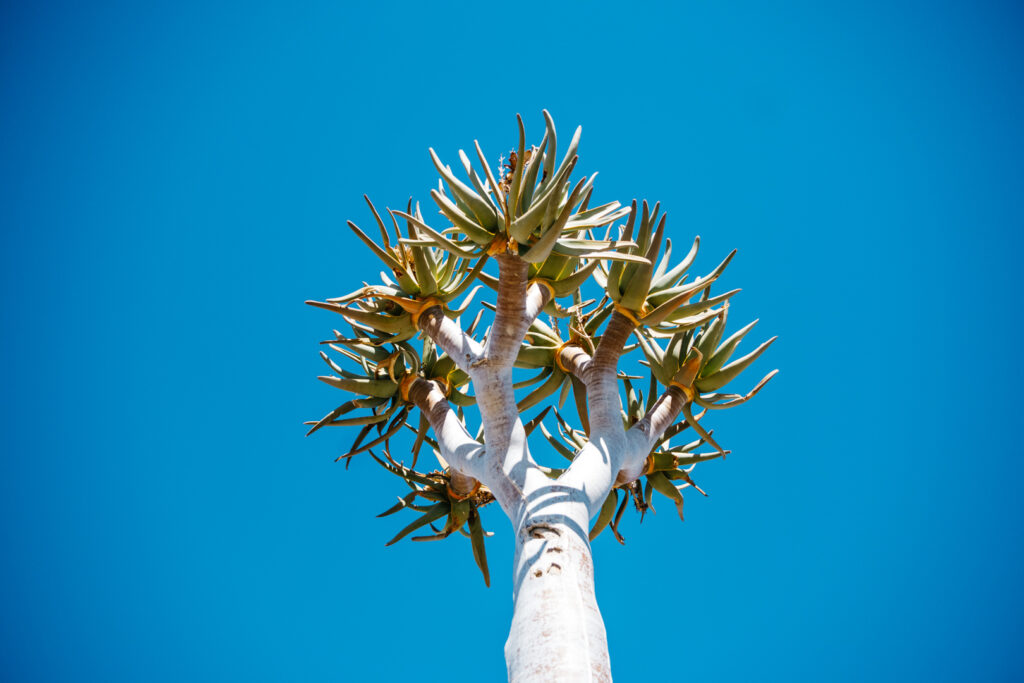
[507,114,528,216]
[517,370,567,412]
[703,318,758,377]
[643,278,731,329]
[589,491,618,540]
[317,375,398,398]
[385,502,450,546]
[634,333,669,384]
[347,221,405,272]
[558,238,638,251]
[563,250,650,264]
[652,237,673,284]
[473,140,507,223]
[362,195,393,248]
[618,201,652,289]
[304,400,359,436]
[444,253,489,301]
[697,369,778,409]
[634,200,654,256]
[570,375,590,435]
[652,308,721,336]
[695,309,728,361]
[429,148,499,230]
[680,402,726,457]
[557,374,572,409]
[430,189,495,245]
[519,129,548,209]
[514,368,553,390]
[410,412,429,469]
[448,387,478,407]
[317,413,391,428]
[606,201,636,299]
[458,149,500,214]
[564,201,629,230]
[437,248,460,289]
[610,492,629,544]
[341,408,410,460]
[670,450,728,466]
[307,303,407,334]
[445,499,472,536]
[619,213,667,310]
[391,210,476,259]
[651,235,701,290]
[509,156,577,243]
[648,471,685,521]
[694,337,777,393]
[539,422,576,461]
[368,451,436,486]
[583,300,614,336]
[523,406,552,436]
[520,177,585,264]
[377,491,421,518]
[540,124,580,198]
[514,346,556,369]
[329,339,391,362]
[659,289,741,325]
[541,110,558,181]
[551,260,600,297]
[469,509,491,586]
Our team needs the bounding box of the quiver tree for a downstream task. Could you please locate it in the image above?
[306,112,777,682]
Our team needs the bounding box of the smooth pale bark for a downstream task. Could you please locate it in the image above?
[505,487,610,682]
[413,257,689,682]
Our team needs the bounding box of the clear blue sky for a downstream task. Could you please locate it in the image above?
[2,1,1022,681]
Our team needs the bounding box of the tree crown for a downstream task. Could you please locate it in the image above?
[306,112,776,585]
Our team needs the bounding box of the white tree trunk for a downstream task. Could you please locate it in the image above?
[504,485,612,682]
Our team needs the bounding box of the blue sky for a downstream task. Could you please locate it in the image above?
[2,1,1022,681]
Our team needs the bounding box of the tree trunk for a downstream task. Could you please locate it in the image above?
[504,485,612,682]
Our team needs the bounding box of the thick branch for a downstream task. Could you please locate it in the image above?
[485,254,551,367]
[469,254,552,498]
[406,377,523,512]
[559,364,692,514]
[556,345,591,380]
[417,306,483,374]
[406,378,483,482]
[618,386,688,483]
[587,310,635,436]
[591,309,635,370]
[413,256,554,512]
[558,311,637,515]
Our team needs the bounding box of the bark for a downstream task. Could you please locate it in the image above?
[505,483,611,682]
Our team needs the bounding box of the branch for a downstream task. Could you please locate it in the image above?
[405,377,522,513]
[556,318,698,513]
[558,310,637,515]
[484,254,552,367]
[586,310,635,433]
[555,345,591,381]
[417,306,483,375]
[618,386,688,483]
[458,254,553,498]
[415,255,553,511]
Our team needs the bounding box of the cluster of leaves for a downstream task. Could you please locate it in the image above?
[307,112,776,585]
[305,335,473,466]
[373,454,495,586]
[307,197,488,346]
[304,330,498,583]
